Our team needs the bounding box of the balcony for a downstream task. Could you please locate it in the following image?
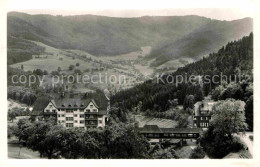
[85,121,98,126]
[85,115,97,120]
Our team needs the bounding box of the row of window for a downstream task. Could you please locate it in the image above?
[61,109,97,113]
[58,114,85,118]
[200,123,209,127]
[46,109,98,113]
[163,133,194,137]
[66,123,73,127]
[45,109,56,113]
[61,104,94,108]
[193,116,210,121]
[66,117,74,121]
[145,133,196,138]
[59,120,102,124]
[85,120,102,124]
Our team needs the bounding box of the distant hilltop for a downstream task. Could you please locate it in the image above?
[8,12,252,67]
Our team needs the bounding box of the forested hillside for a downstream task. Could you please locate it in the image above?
[148,18,253,67]
[111,33,253,119]
[8,12,252,66]
[8,37,45,65]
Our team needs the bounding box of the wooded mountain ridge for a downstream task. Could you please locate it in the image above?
[8,12,252,66]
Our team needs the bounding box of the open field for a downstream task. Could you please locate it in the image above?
[101,46,152,61]
[156,57,194,71]
[10,41,155,93]
[135,115,178,128]
[10,53,95,73]
[134,64,153,76]
[8,143,41,159]
[8,99,28,110]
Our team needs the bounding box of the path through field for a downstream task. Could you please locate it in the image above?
[235,132,253,157]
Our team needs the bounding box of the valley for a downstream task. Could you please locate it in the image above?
[10,40,155,94]
[6,11,254,160]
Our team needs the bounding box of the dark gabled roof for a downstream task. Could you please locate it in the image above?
[32,91,109,116]
[53,98,93,109]
[97,110,107,115]
[138,125,201,134]
[161,128,201,134]
[31,95,51,116]
[91,99,99,109]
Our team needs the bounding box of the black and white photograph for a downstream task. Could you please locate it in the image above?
[0,0,260,166]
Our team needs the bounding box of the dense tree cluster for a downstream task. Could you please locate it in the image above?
[111,33,253,122]
[7,37,45,65]
[9,118,151,159]
[8,107,31,122]
[201,99,247,158]
[211,81,253,131]
[189,146,205,159]
[8,86,37,106]
[111,81,204,114]
[173,33,253,95]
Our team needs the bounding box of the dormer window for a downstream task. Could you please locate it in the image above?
[74,104,77,107]
[80,104,84,107]
[68,104,72,107]
[62,104,65,107]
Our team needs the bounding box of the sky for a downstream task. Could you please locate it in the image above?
[3,0,256,21]
[10,8,254,21]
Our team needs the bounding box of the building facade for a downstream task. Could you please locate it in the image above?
[193,101,215,128]
[43,98,108,129]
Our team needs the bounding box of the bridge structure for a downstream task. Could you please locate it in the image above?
[137,125,202,145]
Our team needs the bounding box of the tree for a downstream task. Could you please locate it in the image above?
[201,125,244,158]
[43,70,48,75]
[110,126,150,158]
[190,146,205,159]
[33,69,44,76]
[183,95,195,110]
[74,69,81,75]
[51,71,59,76]
[68,65,75,71]
[42,125,65,159]
[12,119,32,142]
[221,83,244,100]
[167,99,178,108]
[152,146,179,159]
[212,85,225,101]
[76,63,80,66]
[177,113,189,128]
[57,67,61,72]
[210,99,247,138]
[26,121,53,157]
[245,95,253,131]
[8,110,17,122]
[59,128,86,159]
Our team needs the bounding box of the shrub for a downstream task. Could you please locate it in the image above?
[74,69,81,75]
[69,65,75,71]
[190,146,205,159]
[201,126,244,158]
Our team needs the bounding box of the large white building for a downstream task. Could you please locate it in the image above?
[43,97,109,129]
